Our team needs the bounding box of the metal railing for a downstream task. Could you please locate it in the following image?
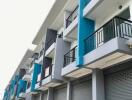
[64,46,77,67]
[27,82,31,90]
[45,38,56,51]
[66,5,79,28]
[39,48,44,58]
[32,53,39,60]
[84,16,132,54]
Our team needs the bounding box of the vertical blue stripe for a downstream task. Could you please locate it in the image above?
[31,63,41,92]
[77,0,95,66]
[17,79,27,97]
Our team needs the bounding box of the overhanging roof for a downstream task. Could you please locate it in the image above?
[8,49,34,86]
[32,0,67,45]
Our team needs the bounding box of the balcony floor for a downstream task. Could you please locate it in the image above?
[45,43,56,58]
[36,76,62,91]
[19,93,26,98]
[62,61,92,78]
[35,55,43,64]
[22,74,31,82]
[63,17,78,42]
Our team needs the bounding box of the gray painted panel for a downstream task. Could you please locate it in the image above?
[53,85,67,100]
[72,79,92,100]
[105,67,132,100]
[53,37,70,79]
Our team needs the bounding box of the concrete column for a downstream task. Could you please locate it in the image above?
[92,69,105,100]
[66,82,72,100]
[129,1,132,21]
[47,88,53,100]
[53,37,70,80]
[40,92,43,100]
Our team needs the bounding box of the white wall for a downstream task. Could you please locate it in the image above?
[95,0,132,30]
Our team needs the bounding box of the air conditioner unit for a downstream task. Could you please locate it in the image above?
[126,38,132,48]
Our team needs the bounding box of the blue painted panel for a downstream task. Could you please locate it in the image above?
[77,0,95,66]
[31,63,41,91]
[17,79,27,97]
[3,90,8,100]
[10,80,16,95]
[15,75,19,81]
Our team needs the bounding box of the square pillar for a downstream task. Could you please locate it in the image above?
[47,88,53,100]
[129,1,132,21]
[92,69,105,100]
[66,82,72,100]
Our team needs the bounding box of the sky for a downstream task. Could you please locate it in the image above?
[0,0,55,99]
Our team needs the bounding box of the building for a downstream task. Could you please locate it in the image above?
[3,0,132,100]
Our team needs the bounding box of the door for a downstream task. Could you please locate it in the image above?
[105,68,132,100]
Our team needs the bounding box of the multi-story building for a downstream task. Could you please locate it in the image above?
[3,0,132,100]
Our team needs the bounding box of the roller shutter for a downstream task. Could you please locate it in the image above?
[25,94,32,100]
[32,94,40,100]
[42,91,48,100]
[105,68,132,100]
[71,77,92,100]
[53,85,67,100]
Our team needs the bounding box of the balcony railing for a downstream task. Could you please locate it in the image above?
[37,73,41,83]
[27,82,31,90]
[43,64,53,79]
[64,46,77,67]
[66,5,79,28]
[32,53,39,60]
[84,16,132,54]
[39,48,44,58]
[45,38,56,51]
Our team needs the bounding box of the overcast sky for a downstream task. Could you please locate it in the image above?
[0,0,55,98]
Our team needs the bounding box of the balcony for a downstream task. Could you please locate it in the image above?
[35,73,41,90]
[84,16,132,69]
[35,49,44,64]
[35,82,40,90]
[62,46,91,78]
[37,65,62,91]
[26,87,31,94]
[44,29,57,57]
[25,82,30,93]
[64,46,77,67]
[64,5,78,42]
[22,74,31,82]
[19,92,26,98]
[45,39,56,58]
[28,61,34,74]
[23,67,32,82]
[10,95,15,100]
